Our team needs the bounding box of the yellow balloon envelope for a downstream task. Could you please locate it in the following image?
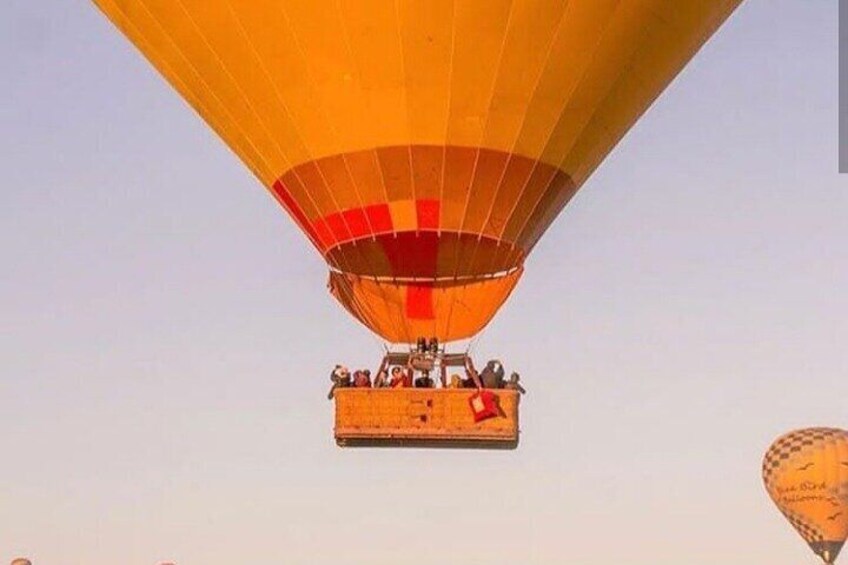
[91,0,741,343]
[763,428,848,564]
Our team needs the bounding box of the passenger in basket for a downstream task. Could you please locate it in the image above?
[449,373,463,388]
[461,370,477,388]
[479,360,505,389]
[374,369,389,388]
[389,366,406,388]
[505,372,526,394]
[414,369,435,388]
[353,369,372,388]
[327,365,351,399]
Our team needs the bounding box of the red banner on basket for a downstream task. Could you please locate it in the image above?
[468,390,499,422]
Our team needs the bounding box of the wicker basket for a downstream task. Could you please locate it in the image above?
[334,388,519,449]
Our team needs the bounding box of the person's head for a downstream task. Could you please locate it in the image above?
[363,369,371,376]
[11,559,32,565]
[391,366,402,377]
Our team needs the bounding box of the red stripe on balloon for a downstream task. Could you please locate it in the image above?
[342,208,371,239]
[325,213,352,243]
[406,284,435,320]
[365,203,393,234]
[312,218,335,247]
[416,199,440,230]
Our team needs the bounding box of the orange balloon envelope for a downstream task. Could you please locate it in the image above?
[763,428,848,564]
[92,0,741,343]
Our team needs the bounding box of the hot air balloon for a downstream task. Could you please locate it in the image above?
[763,428,848,564]
[91,0,741,447]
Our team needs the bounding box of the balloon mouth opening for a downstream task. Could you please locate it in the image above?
[324,230,525,280]
[327,264,523,285]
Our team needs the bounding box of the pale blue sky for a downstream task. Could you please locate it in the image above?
[1,1,846,564]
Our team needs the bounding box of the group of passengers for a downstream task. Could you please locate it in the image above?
[328,356,525,399]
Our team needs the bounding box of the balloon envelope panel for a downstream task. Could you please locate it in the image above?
[92,0,742,342]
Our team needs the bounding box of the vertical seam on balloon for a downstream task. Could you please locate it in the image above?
[217,1,338,255]
[394,0,432,340]
[170,0,339,261]
[490,0,619,245]
[126,1,279,182]
[526,0,737,251]
[124,1,330,261]
[335,5,413,345]
[171,0,296,181]
[334,10,394,219]
[268,3,406,343]
[523,12,664,248]
[501,0,622,248]
[465,1,570,279]
[508,0,630,250]
[393,0,418,223]
[454,1,516,245]
[429,0,458,341]
[271,4,383,272]
[332,2,412,344]
[437,1,457,239]
[97,5,270,184]
[477,1,572,239]
[551,8,664,186]
[442,0,517,340]
[216,0,360,275]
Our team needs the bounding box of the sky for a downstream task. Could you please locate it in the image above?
[1,1,846,564]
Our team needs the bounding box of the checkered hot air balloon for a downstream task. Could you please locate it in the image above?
[91,0,742,344]
[763,428,848,564]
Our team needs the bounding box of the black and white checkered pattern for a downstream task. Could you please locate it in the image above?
[783,509,826,545]
[762,428,842,491]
